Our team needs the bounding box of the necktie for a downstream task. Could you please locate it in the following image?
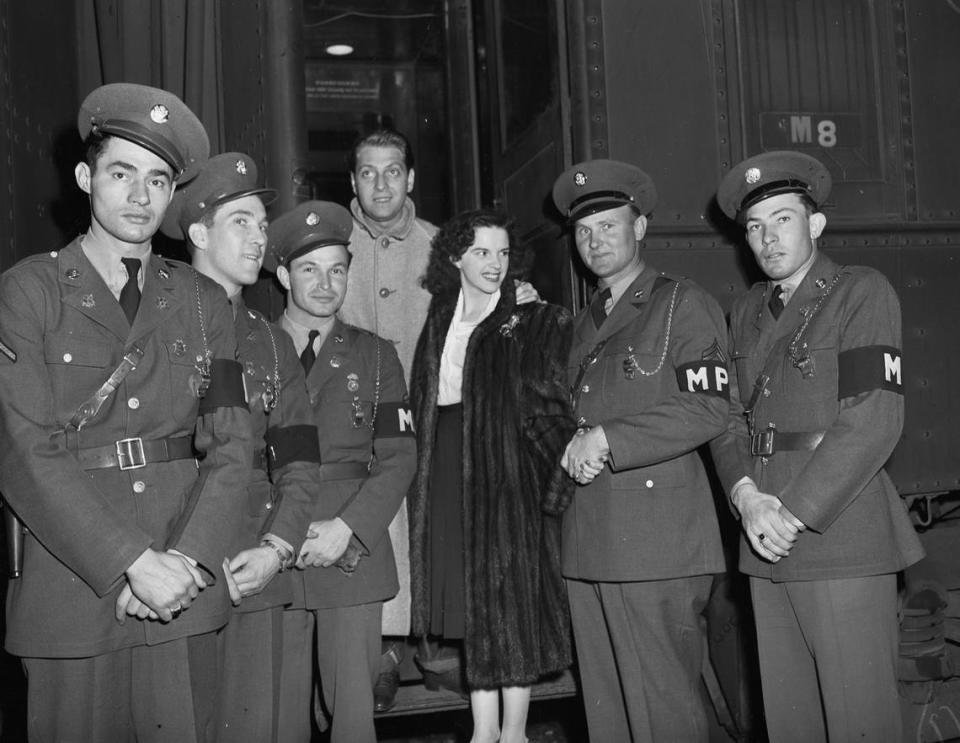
[119,257,142,325]
[591,287,613,329]
[300,330,320,374]
[768,284,785,320]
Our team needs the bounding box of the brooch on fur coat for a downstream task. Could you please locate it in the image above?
[499,313,521,337]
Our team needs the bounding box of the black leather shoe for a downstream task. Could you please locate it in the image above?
[373,667,400,712]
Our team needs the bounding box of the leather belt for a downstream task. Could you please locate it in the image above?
[749,428,825,457]
[73,436,196,471]
[318,462,369,481]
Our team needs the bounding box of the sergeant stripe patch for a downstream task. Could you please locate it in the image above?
[675,360,730,398]
[838,345,903,398]
[373,402,416,438]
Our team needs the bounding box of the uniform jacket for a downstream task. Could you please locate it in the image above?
[337,199,435,634]
[281,317,416,610]
[710,252,924,580]
[230,296,318,613]
[0,239,253,658]
[565,265,728,582]
[409,285,576,689]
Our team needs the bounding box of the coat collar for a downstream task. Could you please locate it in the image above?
[306,317,347,390]
[58,238,130,341]
[128,253,184,344]
[350,197,418,241]
[58,239,185,344]
[574,263,661,347]
[751,250,840,332]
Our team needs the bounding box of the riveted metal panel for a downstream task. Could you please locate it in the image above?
[903,0,960,222]
[734,0,907,222]
[567,0,610,161]
[588,0,731,227]
[888,243,960,494]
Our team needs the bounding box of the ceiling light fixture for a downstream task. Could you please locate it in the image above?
[326,44,354,56]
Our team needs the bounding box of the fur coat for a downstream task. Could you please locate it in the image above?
[408,283,576,689]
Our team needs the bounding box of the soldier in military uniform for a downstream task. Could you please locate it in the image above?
[265,201,417,743]
[161,152,321,743]
[711,151,924,742]
[0,84,253,741]
[552,160,729,742]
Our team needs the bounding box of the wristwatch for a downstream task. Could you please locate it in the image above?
[260,539,294,572]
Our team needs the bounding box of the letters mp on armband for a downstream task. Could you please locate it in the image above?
[838,345,903,398]
[373,402,416,438]
[198,359,247,414]
[675,360,730,399]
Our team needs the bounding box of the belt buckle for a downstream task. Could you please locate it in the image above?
[116,437,146,470]
[750,426,776,457]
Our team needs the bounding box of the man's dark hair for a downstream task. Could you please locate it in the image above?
[422,209,528,296]
[348,129,415,173]
[83,130,113,173]
[738,191,819,225]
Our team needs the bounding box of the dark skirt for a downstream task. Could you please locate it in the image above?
[427,404,465,639]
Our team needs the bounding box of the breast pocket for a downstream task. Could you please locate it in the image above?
[316,392,375,447]
[44,336,114,417]
[781,345,839,405]
[162,340,204,401]
[600,348,664,402]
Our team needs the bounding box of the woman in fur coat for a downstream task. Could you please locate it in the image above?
[408,209,576,743]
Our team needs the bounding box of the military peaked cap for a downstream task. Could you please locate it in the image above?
[552,159,657,222]
[78,82,210,181]
[264,201,353,272]
[161,152,277,239]
[717,150,831,220]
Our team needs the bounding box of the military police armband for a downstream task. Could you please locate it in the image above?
[837,345,903,398]
[198,359,247,414]
[373,402,416,438]
[675,360,730,399]
[265,424,321,468]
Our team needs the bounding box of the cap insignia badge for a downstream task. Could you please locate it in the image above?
[745,167,761,184]
[306,212,320,226]
[150,104,170,124]
[235,160,247,175]
[574,172,587,187]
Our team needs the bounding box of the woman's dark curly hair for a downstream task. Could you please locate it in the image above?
[422,209,530,296]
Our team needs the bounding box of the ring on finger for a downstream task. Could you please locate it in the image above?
[171,604,183,618]
[757,533,766,542]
